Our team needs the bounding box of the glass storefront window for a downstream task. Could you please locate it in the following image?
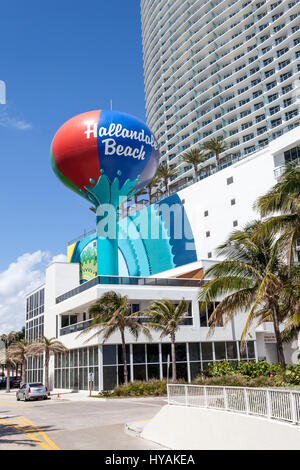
[134,365,146,381]
[215,342,226,360]
[117,345,130,365]
[103,366,117,391]
[133,344,146,364]
[103,345,116,365]
[162,343,171,362]
[226,341,238,359]
[190,362,202,380]
[201,343,213,361]
[176,363,188,381]
[147,344,159,363]
[175,343,187,362]
[118,365,131,385]
[189,343,200,362]
[247,341,255,359]
[147,364,160,380]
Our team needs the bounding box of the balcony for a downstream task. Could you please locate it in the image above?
[60,319,92,336]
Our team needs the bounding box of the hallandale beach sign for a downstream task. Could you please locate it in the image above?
[85,119,159,161]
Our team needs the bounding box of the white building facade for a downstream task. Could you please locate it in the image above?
[25,261,286,392]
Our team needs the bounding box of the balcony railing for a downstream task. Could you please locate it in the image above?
[56,276,202,304]
[60,319,92,336]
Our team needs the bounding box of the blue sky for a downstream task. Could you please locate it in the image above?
[0,0,145,271]
[0,0,147,331]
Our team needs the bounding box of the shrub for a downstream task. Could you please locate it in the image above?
[193,374,280,388]
[284,365,300,385]
[203,360,285,379]
[96,380,168,398]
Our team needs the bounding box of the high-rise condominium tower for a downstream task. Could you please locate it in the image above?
[140,0,300,192]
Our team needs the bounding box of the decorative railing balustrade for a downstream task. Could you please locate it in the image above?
[167,384,300,425]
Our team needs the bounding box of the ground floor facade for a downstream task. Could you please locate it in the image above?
[50,340,257,392]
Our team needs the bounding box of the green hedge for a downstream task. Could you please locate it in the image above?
[198,360,300,385]
[193,374,279,388]
[97,379,168,398]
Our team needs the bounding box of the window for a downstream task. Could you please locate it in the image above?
[268,93,278,103]
[278,59,290,70]
[253,90,262,98]
[269,105,280,115]
[231,198,236,205]
[277,47,288,57]
[233,220,238,227]
[256,114,265,123]
[227,176,234,185]
[206,231,210,238]
[271,118,282,127]
[241,121,252,130]
[282,84,293,94]
[254,102,264,111]
[243,133,254,142]
[263,57,273,66]
[204,210,209,217]
[199,302,223,328]
[285,109,298,120]
[266,81,276,91]
[265,69,275,78]
[208,252,212,259]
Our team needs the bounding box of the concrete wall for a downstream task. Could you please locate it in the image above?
[141,405,300,450]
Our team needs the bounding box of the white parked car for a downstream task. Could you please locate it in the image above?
[16,383,49,401]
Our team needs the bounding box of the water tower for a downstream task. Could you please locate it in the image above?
[51,109,160,276]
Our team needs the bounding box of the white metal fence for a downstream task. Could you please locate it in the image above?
[167,384,300,425]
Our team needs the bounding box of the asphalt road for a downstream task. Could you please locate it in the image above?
[0,391,166,450]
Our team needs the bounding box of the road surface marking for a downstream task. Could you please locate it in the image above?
[0,402,33,408]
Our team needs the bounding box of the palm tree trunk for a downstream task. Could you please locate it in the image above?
[121,330,128,386]
[22,358,26,384]
[215,152,220,168]
[148,187,152,205]
[164,178,169,196]
[271,302,286,369]
[6,362,11,393]
[193,164,198,182]
[171,334,176,382]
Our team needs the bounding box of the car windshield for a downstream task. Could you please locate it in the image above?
[29,383,44,387]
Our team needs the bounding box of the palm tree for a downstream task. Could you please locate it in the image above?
[202,137,228,169]
[198,221,299,369]
[79,292,152,385]
[144,299,188,381]
[8,339,29,385]
[253,164,300,269]
[27,337,68,391]
[181,147,206,182]
[156,164,178,196]
[0,332,19,393]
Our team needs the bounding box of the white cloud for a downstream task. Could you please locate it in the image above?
[0,107,32,130]
[0,251,67,334]
[51,254,67,263]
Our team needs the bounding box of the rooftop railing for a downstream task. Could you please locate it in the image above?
[167,384,300,425]
[56,276,202,304]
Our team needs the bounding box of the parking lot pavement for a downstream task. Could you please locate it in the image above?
[0,392,167,450]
